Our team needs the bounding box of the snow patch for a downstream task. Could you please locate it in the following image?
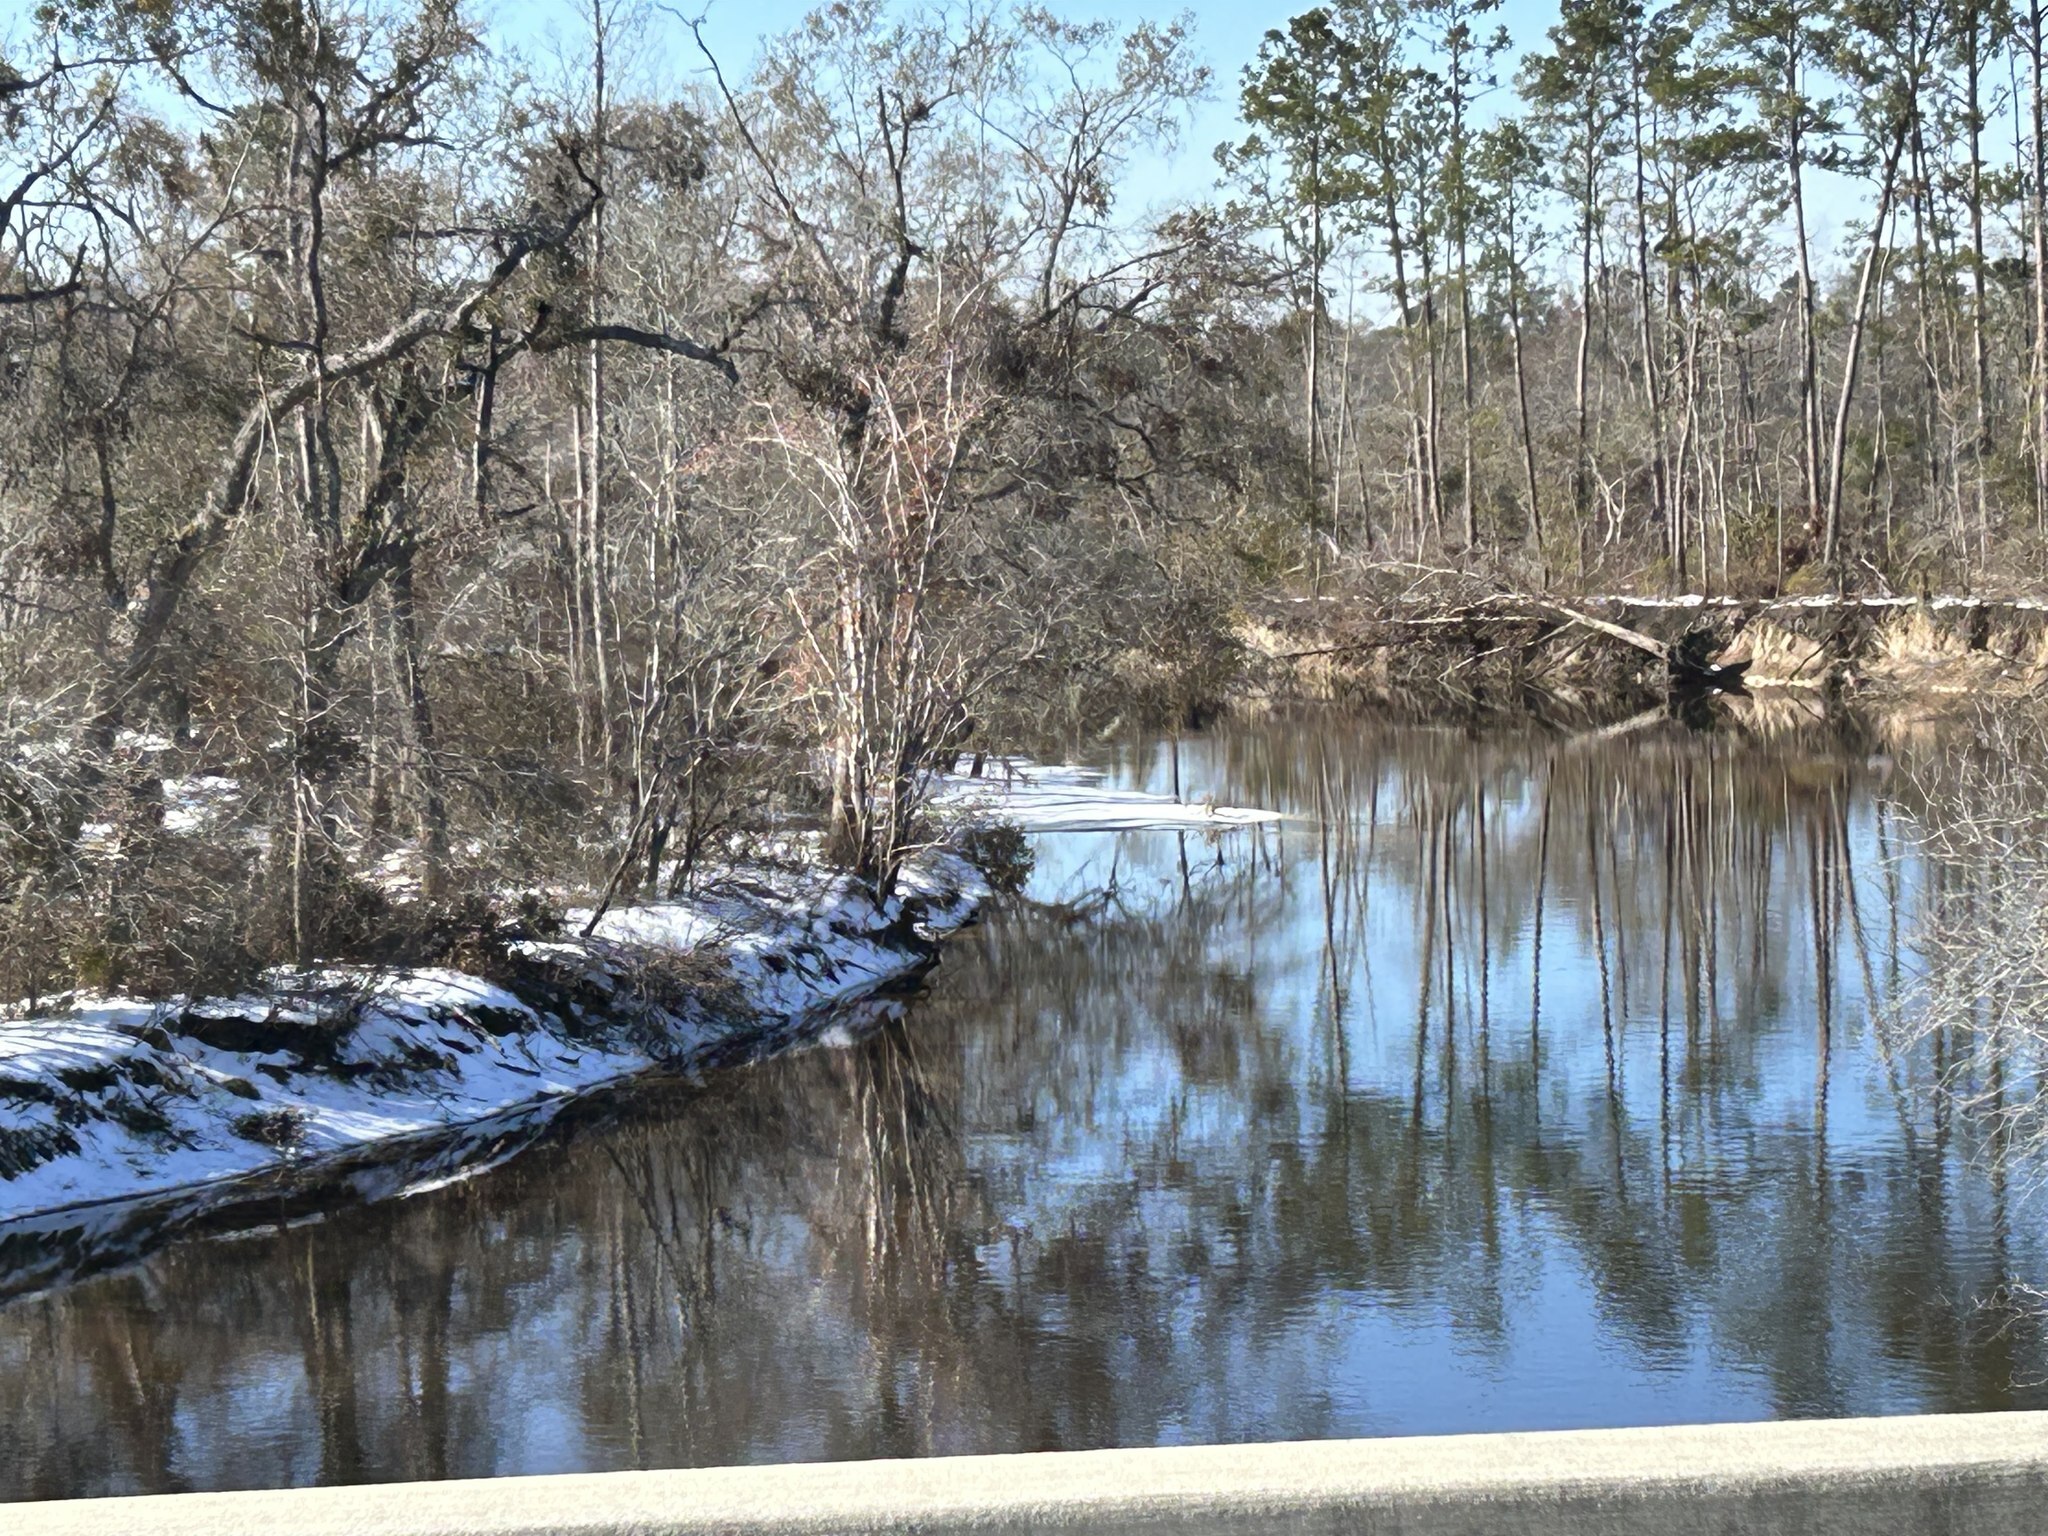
[930,759,1281,832]
[0,849,984,1233]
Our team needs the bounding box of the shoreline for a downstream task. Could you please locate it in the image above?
[0,851,986,1300]
[0,762,1282,1298]
[1244,589,2048,712]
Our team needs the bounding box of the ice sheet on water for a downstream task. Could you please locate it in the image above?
[929,758,1282,832]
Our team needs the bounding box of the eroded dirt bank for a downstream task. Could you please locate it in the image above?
[1243,593,2048,714]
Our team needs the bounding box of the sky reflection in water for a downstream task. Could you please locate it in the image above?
[2,707,2043,1499]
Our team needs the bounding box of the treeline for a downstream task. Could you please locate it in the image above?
[1228,0,2048,590]
[0,0,1290,995]
[1,0,2042,999]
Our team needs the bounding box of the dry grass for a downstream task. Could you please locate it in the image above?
[1234,619,1346,700]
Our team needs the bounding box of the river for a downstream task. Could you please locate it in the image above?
[3,705,2043,1498]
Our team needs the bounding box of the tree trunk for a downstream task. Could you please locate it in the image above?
[1574,127,1595,528]
[1788,55,1823,527]
[1306,163,1324,564]
[1824,118,1911,576]
[1966,9,1992,463]
[1629,48,1672,582]
[1506,191,1544,575]
[1382,174,1428,547]
[1451,74,1477,551]
[391,550,450,900]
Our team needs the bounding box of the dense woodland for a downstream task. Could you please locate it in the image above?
[3,0,2048,996]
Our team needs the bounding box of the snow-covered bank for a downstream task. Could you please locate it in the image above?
[0,760,1278,1293]
[1,854,982,1236]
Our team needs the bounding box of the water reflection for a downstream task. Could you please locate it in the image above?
[3,707,2044,1499]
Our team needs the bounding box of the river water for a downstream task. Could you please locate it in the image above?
[3,706,2044,1498]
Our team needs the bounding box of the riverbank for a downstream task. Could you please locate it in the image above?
[0,850,987,1296]
[0,761,1281,1296]
[1243,590,2048,715]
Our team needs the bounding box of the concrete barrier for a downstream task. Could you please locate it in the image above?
[10,1412,2048,1535]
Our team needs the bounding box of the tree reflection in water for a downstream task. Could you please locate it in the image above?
[4,706,2045,1499]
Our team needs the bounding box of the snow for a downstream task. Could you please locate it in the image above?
[1572,592,2048,615]
[930,759,1282,832]
[0,985,641,1222]
[0,850,987,1230]
[0,747,1275,1247]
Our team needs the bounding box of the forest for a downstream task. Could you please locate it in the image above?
[3,0,2047,999]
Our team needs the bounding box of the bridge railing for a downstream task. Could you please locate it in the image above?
[10,1411,2047,1535]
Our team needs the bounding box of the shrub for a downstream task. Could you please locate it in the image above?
[229,1106,309,1152]
[954,818,1035,898]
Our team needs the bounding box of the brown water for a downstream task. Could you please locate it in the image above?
[2,706,2044,1499]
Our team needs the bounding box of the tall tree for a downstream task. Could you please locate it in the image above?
[1822,0,1943,576]
[1477,121,1550,570]
[1727,0,1836,542]
[1222,9,1367,544]
[1419,0,1509,550]
[1522,0,1630,554]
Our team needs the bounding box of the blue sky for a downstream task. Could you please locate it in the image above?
[489,0,1866,258]
[501,0,1574,203]
[3,0,1868,268]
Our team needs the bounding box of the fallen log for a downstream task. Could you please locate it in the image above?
[1514,599,1748,695]
[1262,591,1749,696]
[1526,601,1667,659]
